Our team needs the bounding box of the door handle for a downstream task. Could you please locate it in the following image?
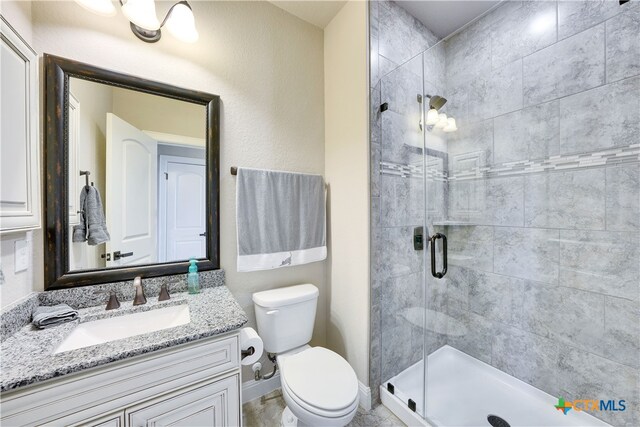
[429,233,447,279]
[113,251,134,260]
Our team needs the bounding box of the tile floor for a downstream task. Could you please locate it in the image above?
[242,389,406,427]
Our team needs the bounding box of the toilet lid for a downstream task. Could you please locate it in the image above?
[280,347,359,412]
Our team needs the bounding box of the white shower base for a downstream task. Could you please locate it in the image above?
[380,345,610,427]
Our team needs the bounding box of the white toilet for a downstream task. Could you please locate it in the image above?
[253,284,359,427]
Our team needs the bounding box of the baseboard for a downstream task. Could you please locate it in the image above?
[241,372,281,404]
[359,381,372,411]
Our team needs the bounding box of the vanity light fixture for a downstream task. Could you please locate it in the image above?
[443,117,457,133]
[74,0,199,43]
[435,113,448,129]
[426,108,439,126]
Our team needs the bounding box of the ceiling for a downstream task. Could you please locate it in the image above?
[268,1,347,29]
[395,1,501,39]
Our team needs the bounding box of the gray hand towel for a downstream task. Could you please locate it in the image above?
[72,185,110,246]
[236,167,326,271]
[32,304,79,329]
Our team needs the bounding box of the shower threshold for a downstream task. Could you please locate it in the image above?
[380,345,611,427]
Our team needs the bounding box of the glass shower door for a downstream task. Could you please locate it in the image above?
[377,53,429,418]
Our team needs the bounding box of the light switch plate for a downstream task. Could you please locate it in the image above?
[14,239,29,273]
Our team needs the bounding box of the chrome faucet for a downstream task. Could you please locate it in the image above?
[133,276,147,305]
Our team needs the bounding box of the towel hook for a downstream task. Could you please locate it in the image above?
[79,170,93,186]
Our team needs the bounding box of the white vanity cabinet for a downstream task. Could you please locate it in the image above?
[0,333,242,427]
[0,17,41,233]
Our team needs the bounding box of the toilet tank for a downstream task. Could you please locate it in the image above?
[252,284,319,354]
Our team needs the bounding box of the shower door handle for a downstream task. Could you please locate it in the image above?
[429,233,447,279]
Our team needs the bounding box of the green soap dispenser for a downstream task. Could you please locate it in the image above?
[188,258,200,294]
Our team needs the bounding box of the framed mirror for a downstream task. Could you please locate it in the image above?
[44,54,220,290]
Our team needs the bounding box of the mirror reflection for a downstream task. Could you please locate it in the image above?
[67,77,207,271]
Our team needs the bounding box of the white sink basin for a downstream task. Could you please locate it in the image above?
[54,304,191,354]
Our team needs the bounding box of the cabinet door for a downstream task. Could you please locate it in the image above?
[0,17,40,233]
[126,374,240,427]
[69,411,125,427]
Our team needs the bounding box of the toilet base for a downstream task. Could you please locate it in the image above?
[281,406,305,427]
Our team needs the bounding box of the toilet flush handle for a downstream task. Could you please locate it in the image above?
[266,309,279,315]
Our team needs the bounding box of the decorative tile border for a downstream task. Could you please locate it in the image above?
[380,144,640,181]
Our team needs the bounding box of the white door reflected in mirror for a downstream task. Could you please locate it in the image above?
[67,77,206,272]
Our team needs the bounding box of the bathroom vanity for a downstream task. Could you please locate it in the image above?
[0,282,247,426]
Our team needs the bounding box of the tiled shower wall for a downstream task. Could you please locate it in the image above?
[369,1,640,425]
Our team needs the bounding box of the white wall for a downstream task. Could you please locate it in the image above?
[2,0,328,355]
[68,78,111,271]
[324,1,370,386]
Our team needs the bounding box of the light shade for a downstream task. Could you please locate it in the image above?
[165,2,199,43]
[435,113,448,129]
[425,108,439,126]
[74,0,116,16]
[443,117,458,133]
[121,0,160,31]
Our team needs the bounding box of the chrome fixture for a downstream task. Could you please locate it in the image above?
[133,276,147,305]
[427,94,447,110]
[73,0,199,43]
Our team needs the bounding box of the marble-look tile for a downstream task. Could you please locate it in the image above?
[491,1,557,69]
[379,55,399,79]
[468,270,519,324]
[446,309,493,364]
[559,230,640,301]
[512,280,558,338]
[443,81,470,126]
[380,57,422,118]
[558,0,636,40]
[378,0,438,66]
[604,296,640,368]
[492,325,560,396]
[513,282,606,356]
[523,24,605,106]
[445,21,492,87]
[381,272,423,333]
[447,119,493,172]
[557,76,640,155]
[448,179,486,223]
[350,404,406,427]
[381,324,414,382]
[606,165,640,232]
[606,7,640,83]
[557,346,639,426]
[493,100,559,164]
[381,110,423,164]
[468,59,523,121]
[374,227,423,280]
[445,226,493,272]
[482,176,525,227]
[371,85,381,198]
[380,175,423,227]
[524,169,606,230]
[370,0,380,86]
[423,43,446,93]
[494,227,559,284]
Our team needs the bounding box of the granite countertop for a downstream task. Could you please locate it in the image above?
[1,286,247,393]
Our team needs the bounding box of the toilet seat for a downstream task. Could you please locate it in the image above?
[279,347,359,420]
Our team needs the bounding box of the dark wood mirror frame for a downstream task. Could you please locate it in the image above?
[44,54,220,290]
